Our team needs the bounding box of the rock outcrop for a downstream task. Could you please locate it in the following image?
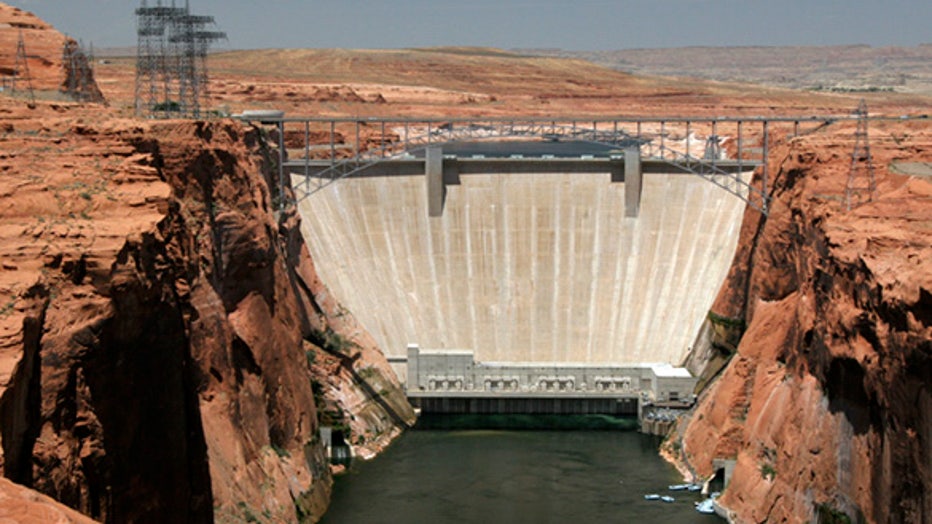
[0,476,97,523]
[0,3,105,103]
[0,97,412,522]
[670,120,931,522]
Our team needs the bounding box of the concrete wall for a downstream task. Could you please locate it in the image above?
[297,169,746,366]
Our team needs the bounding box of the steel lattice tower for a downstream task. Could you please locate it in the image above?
[13,31,35,103]
[134,1,224,118]
[845,100,876,210]
[134,0,156,114]
[62,39,97,102]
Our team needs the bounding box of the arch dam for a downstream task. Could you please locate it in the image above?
[246,115,844,416]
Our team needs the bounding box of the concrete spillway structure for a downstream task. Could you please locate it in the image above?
[297,169,746,366]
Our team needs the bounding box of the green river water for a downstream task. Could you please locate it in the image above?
[321,427,723,524]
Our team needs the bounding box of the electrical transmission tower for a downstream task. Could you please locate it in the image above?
[134,0,225,118]
[704,135,722,160]
[13,31,35,103]
[845,100,876,210]
[62,39,101,102]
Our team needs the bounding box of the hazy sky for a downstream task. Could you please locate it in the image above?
[11,0,932,51]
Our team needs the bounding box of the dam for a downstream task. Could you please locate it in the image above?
[299,170,746,367]
[290,118,756,376]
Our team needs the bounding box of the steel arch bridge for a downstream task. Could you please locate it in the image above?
[237,115,871,216]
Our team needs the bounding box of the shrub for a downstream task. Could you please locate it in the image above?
[760,463,776,481]
[816,504,853,524]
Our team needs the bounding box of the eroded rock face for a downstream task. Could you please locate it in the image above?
[672,122,932,523]
[0,5,408,520]
[0,110,412,522]
[293,239,416,461]
[0,477,97,524]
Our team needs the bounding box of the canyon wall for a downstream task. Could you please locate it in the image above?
[0,109,412,522]
[671,121,931,523]
[0,6,411,521]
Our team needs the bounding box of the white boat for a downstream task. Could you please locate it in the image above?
[668,484,690,491]
[644,494,660,500]
[660,495,675,503]
[687,483,702,491]
[696,498,715,514]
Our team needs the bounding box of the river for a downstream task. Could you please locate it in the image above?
[322,429,722,523]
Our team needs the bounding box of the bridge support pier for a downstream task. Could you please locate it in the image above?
[624,146,642,218]
[426,146,446,217]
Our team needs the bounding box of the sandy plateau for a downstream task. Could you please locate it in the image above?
[0,2,930,523]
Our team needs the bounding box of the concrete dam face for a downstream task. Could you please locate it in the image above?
[297,171,745,365]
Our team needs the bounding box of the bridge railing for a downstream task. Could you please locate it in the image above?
[654,143,769,214]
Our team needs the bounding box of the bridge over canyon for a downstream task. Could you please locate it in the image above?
[241,114,871,412]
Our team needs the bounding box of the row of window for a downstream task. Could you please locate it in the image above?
[424,375,637,392]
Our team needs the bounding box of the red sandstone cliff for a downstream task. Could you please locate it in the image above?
[0,96,413,522]
[670,120,932,522]
[0,6,411,521]
[0,476,98,523]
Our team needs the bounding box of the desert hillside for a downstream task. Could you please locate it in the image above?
[92,47,932,119]
[528,45,932,96]
[1,5,412,523]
